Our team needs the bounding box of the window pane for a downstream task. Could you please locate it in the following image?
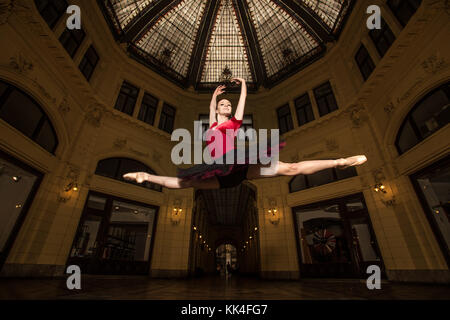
[336,166,358,180]
[70,214,102,258]
[369,18,396,57]
[412,159,450,255]
[0,90,43,137]
[106,200,157,261]
[387,0,422,27]
[314,82,338,116]
[124,99,135,115]
[86,194,107,211]
[411,89,449,138]
[396,83,449,154]
[317,98,328,116]
[397,120,420,153]
[95,158,120,178]
[290,175,307,192]
[277,105,292,134]
[114,95,126,111]
[295,94,314,126]
[0,81,7,97]
[307,168,334,188]
[0,83,58,154]
[34,119,57,153]
[79,46,99,81]
[355,45,375,80]
[350,218,381,262]
[159,103,175,133]
[0,155,39,252]
[115,82,139,115]
[59,29,86,58]
[35,0,69,29]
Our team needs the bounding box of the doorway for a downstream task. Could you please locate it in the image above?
[0,150,42,270]
[216,243,238,276]
[410,155,450,267]
[292,193,384,278]
[67,191,159,275]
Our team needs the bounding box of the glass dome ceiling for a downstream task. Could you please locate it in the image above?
[99,0,352,91]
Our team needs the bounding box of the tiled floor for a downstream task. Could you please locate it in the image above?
[0,276,449,300]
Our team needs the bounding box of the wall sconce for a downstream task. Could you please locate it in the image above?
[57,181,79,203]
[373,182,396,207]
[64,181,79,192]
[170,207,182,225]
[373,183,387,194]
[268,208,279,225]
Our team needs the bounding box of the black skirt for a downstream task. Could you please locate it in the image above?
[176,138,286,184]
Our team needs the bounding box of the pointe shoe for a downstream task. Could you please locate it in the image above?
[123,172,147,184]
[336,155,367,169]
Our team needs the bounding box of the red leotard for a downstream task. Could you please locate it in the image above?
[206,116,243,159]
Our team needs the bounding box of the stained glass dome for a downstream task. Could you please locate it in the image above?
[99,0,352,91]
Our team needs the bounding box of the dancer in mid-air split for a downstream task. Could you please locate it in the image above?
[124,77,367,189]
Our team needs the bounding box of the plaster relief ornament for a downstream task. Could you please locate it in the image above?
[421,53,448,75]
[85,104,103,128]
[9,53,33,74]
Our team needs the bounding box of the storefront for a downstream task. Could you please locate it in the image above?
[67,192,159,275]
[410,155,450,267]
[0,151,43,270]
[292,193,384,278]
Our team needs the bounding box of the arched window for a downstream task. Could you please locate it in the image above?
[0,80,58,154]
[95,158,162,192]
[289,166,357,193]
[396,82,450,155]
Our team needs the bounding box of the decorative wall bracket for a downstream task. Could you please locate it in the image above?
[372,169,396,207]
[267,198,279,225]
[57,166,80,203]
[170,198,183,226]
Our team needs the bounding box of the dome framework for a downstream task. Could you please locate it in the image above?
[99,0,353,92]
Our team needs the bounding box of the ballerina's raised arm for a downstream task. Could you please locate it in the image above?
[230,77,247,121]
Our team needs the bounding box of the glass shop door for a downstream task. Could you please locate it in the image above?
[68,192,158,275]
[293,194,384,278]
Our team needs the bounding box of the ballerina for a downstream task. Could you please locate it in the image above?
[123,77,367,189]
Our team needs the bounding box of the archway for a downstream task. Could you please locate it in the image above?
[215,243,238,276]
[189,183,260,277]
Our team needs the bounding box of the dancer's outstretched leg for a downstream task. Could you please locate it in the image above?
[123,172,220,190]
[246,155,367,180]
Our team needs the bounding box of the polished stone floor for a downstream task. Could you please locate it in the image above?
[0,275,449,300]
